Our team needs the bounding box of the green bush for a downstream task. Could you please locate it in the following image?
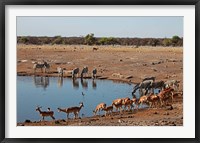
[163,38,172,47]
[84,33,96,45]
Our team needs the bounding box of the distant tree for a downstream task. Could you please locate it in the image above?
[172,35,181,41]
[171,35,181,46]
[98,37,118,45]
[52,36,63,45]
[84,33,96,45]
[162,38,172,47]
[98,37,107,45]
[108,37,119,45]
[18,37,29,44]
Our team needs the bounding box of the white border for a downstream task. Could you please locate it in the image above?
[5,5,195,138]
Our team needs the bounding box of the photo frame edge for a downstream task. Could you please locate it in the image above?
[1,0,200,142]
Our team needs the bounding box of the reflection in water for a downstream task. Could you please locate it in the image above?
[32,76,97,90]
[18,76,134,122]
[33,76,49,89]
[92,80,97,89]
[57,77,63,88]
[72,78,79,89]
[81,78,88,89]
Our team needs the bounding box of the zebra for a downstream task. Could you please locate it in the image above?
[57,67,66,77]
[33,61,50,73]
[164,80,180,91]
[81,66,88,79]
[142,80,165,94]
[43,61,50,73]
[92,68,97,79]
[132,83,140,95]
[132,80,154,96]
[72,67,79,79]
[142,76,156,82]
[149,80,165,90]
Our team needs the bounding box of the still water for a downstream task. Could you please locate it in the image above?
[17,76,136,122]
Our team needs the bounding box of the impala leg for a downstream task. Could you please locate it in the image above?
[51,115,55,120]
[115,106,118,112]
[77,112,80,119]
[160,99,163,107]
[171,93,174,104]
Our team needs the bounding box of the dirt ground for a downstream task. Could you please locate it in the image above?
[17,44,183,126]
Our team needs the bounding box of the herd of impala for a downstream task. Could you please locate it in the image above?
[35,75,181,121]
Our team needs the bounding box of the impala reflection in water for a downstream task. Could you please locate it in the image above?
[17,76,133,123]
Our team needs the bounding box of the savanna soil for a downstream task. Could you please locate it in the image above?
[17,44,183,126]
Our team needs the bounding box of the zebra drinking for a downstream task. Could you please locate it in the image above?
[72,67,79,79]
[33,61,50,73]
[81,66,88,79]
[57,67,66,77]
[92,68,97,79]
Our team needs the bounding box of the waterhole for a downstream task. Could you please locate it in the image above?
[17,76,138,122]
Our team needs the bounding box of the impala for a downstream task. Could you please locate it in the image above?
[35,106,55,121]
[102,105,113,116]
[112,98,123,112]
[93,102,106,115]
[58,102,84,119]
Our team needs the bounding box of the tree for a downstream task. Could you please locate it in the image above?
[18,37,29,44]
[84,33,96,45]
[162,38,172,47]
[52,36,63,45]
[172,35,181,41]
[171,35,181,46]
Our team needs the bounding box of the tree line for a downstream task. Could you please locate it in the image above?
[17,34,183,47]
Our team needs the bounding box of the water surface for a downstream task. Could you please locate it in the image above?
[17,76,135,122]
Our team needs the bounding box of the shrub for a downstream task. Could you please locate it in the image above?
[84,33,96,45]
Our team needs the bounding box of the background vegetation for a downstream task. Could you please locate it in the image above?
[17,34,183,47]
